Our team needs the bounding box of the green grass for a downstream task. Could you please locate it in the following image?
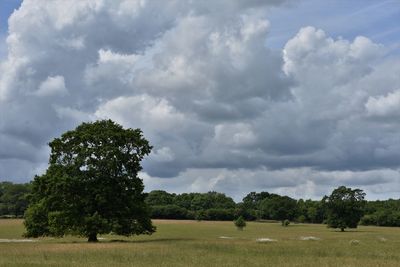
[1,219,400,266]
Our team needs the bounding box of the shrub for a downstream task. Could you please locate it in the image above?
[234,216,246,230]
[297,215,306,223]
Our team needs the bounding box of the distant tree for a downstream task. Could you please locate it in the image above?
[260,195,298,223]
[234,216,246,230]
[174,193,197,210]
[307,207,318,223]
[24,120,155,242]
[145,190,175,206]
[150,205,188,219]
[282,219,290,227]
[203,208,235,221]
[242,192,270,210]
[241,191,271,220]
[360,199,400,227]
[235,202,258,221]
[323,186,366,232]
[0,182,31,217]
[191,192,236,211]
[297,215,306,223]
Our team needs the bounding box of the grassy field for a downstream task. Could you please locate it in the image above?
[1,219,400,267]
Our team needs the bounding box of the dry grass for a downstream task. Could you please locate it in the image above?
[1,219,400,266]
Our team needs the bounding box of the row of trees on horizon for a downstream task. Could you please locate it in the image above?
[1,181,400,227]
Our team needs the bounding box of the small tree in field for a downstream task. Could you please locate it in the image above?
[323,186,365,232]
[24,120,155,242]
[282,219,290,227]
[234,216,246,230]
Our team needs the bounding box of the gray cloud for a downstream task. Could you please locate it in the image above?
[0,0,399,199]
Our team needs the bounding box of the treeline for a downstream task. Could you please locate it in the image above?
[360,199,400,227]
[145,191,237,221]
[145,190,400,227]
[1,181,400,227]
[0,182,31,218]
[145,190,323,223]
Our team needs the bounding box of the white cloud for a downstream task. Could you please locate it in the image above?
[95,94,186,131]
[365,90,400,118]
[214,123,257,148]
[283,26,384,86]
[35,75,67,97]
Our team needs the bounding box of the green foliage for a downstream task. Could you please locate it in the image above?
[190,192,236,210]
[199,208,235,221]
[0,182,31,217]
[24,120,155,241]
[146,191,236,221]
[360,210,400,227]
[150,205,188,219]
[323,186,366,231]
[23,200,49,237]
[297,215,306,223]
[260,195,298,222]
[360,199,400,227]
[234,202,258,221]
[145,190,175,206]
[282,219,290,227]
[234,216,246,230]
[142,189,399,227]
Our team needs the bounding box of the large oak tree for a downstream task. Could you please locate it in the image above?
[24,120,155,242]
[323,186,366,232]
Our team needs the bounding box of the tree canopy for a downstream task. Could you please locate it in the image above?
[24,120,155,242]
[323,186,366,231]
[234,216,246,230]
[0,182,31,217]
[260,194,298,223]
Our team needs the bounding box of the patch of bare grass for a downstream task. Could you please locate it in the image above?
[0,239,37,243]
[218,236,234,239]
[299,236,321,241]
[256,238,277,242]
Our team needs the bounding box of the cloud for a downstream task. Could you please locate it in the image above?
[34,75,67,97]
[0,0,400,200]
[365,90,400,118]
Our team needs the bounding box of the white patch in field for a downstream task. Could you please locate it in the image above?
[256,238,277,242]
[0,239,37,242]
[218,236,234,239]
[299,236,321,241]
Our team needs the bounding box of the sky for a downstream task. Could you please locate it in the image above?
[0,0,399,202]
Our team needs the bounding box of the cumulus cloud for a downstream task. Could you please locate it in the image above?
[0,0,399,200]
[365,90,400,118]
[34,75,67,97]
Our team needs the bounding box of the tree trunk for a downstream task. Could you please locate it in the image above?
[88,233,98,242]
[341,228,344,232]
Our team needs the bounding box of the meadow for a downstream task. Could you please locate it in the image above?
[1,219,400,267]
